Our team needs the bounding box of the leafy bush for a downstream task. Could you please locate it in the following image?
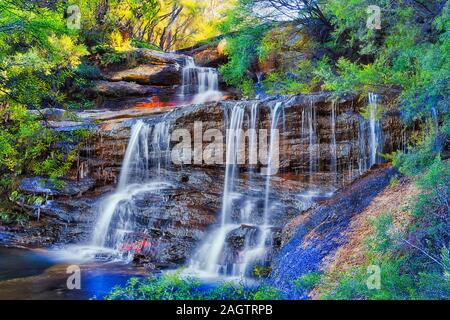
[252,265,272,278]
[263,60,318,95]
[91,45,126,67]
[294,272,322,292]
[217,1,269,93]
[219,26,267,90]
[106,272,281,300]
[130,39,162,51]
[75,62,102,80]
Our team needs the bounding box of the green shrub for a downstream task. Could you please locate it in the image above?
[389,176,400,188]
[294,272,322,292]
[106,272,281,300]
[130,39,161,51]
[322,258,415,300]
[75,62,102,80]
[252,265,272,278]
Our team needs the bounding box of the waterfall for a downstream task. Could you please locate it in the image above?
[358,118,368,174]
[221,104,246,225]
[187,103,245,276]
[150,121,171,175]
[255,72,267,99]
[187,102,283,278]
[248,103,259,169]
[330,101,337,182]
[307,102,318,181]
[91,120,172,255]
[358,92,383,174]
[262,102,283,223]
[181,57,196,96]
[368,92,382,166]
[255,102,283,267]
[117,121,149,190]
[180,56,222,104]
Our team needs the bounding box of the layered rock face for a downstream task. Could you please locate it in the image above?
[176,39,228,68]
[87,49,189,99]
[81,93,403,188]
[15,92,404,267]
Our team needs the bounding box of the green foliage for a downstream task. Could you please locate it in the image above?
[389,176,400,188]
[71,0,232,51]
[393,121,447,176]
[368,212,396,253]
[0,1,92,221]
[106,272,281,300]
[322,258,415,300]
[91,45,127,66]
[317,1,450,123]
[0,104,75,179]
[263,60,318,95]
[219,24,268,90]
[294,272,322,292]
[217,1,269,92]
[130,39,162,51]
[0,212,11,224]
[74,61,102,80]
[252,265,272,278]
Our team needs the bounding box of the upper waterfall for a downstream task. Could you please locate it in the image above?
[180,56,223,104]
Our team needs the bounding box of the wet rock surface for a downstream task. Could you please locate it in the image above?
[177,40,227,68]
[19,177,95,197]
[106,64,181,86]
[87,80,176,98]
[71,92,403,189]
[13,92,404,270]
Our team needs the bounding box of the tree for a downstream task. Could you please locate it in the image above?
[0,0,87,218]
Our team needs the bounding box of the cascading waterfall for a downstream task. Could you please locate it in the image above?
[255,72,267,99]
[330,101,338,182]
[248,103,259,170]
[180,56,222,104]
[117,121,149,190]
[358,92,383,174]
[358,119,368,174]
[187,103,245,276]
[187,102,284,277]
[307,101,318,181]
[91,120,172,256]
[84,91,386,275]
[150,121,171,175]
[252,102,283,267]
[368,92,382,166]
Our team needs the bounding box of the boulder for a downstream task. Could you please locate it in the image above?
[88,80,176,98]
[193,46,227,68]
[177,39,227,68]
[29,108,68,121]
[19,177,95,197]
[130,48,186,65]
[106,64,181,86]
